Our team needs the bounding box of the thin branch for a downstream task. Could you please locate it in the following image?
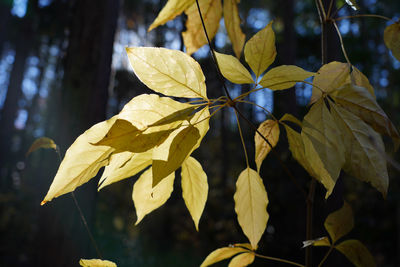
[254,253,305,267]
[318,246,334,267]
[335,14,392,22]
[237,99,277,121]
[332,20,352,65]
[234,110,250,167]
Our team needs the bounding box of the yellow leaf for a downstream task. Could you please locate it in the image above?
[149,105,197,127]
[182,0,222,55]
[350,66,375,97]
[324,201,354,244]
[384,22,400,61]
[215,51,254,84]
[302,236,330,248]
[191,107,210,151]
[228,252,255,267]
[148,0,194,31]
[26,137,57,157]
[98,150,152,190]
[181,156,208,231]
[234,167,269,249]
[254,119,280,172]
[126,47,207,99]
[41,116,117,205]
[152,125,200,187]
[224,0,245,58]
[330,103,389,197]
[233,243,253,250]
[331,84,400,150]
[244,21,276,78]
[301,99,345,198]
[132,167,175,225]
[280,113,302,127]
[310,61,350,104]
[335,240,376,267]
[200,247,248,267]
[79,259,117,267]
[259,65,314,90]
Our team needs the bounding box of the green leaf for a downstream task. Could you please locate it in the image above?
[254,119,280,172]
[98,150,152,190]
[41,116,117,205]
[301,99,345,198]
[335,240,376,267]
[384,22,400,61]
[200,247,248,267]
[215,51,254,84]
[259,65,314,90]
[244,21,276,78]
[79,259,117,267]
[331,84,400,150]
[223,0,245,58]
[234,167,269,249]
[26,137,57,157]
[133,167,175,225]
[228,252,255,267]
[152,125,200,187]
[126,47,208,99]
[330,102,389,197]
[181,156,208,231]
[324,201,354,244]
[148,0,194,31]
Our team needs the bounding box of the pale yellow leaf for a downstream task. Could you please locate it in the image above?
[330,103,388,197]
[181,156,208,231]
[79,259,117,267]
[228,252,255,267]
[126,47,207,99]
[191,106,210,151]
[254,119,280,172]
[26,137,57,157]
[331,84,400,150]
[324,201,354,244]
[215,51,253,84]
[301,99,345,198]
[280,113,302,127]
[310,61,350,104]
[384,23,400,61]
[148,0,194,31]
[200,247,248,267]
[133,167,175,224]
[350,66,375,97]
[224,0,245,58]
[335,240,376,267]
[182,0,222,55]
[244,21,276,78]
[234,167,269,249]
[98,150,152,190]
[302,236,330,248]
[259,65,314,90]
[152,125,200,187]
[41,116,117,205]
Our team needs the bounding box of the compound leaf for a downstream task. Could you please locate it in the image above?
[259,65,314,90]
[133,167,175,225]
[244,21,276,78]
[126,47,207,99]
[224,0,245,58]
[148,0,194,31]
[254,119,280,172]
[200,247,248,267]
[335,240,376,267]
[324,201,354,244]
[215,51,253,84]
[234,167,269,249]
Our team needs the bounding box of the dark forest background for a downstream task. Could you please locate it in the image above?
[0,0,400,266]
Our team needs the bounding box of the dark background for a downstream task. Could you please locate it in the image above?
[0,0,399,266]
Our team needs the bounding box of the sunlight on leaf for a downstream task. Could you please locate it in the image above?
[345,0,359,10]
[148,0,194,31]
[330,103,388,197]
[183,0,222,55]
[79,259,117,267]
[234,167,269,249]
[41,116,117,205]
[181,156,208,231]
[133,167,175,225]
[224,0,245,58]
[244,21,276,78]
[26,137,57,157]
[254,119,280,172]
[324,201,354,244]
[200,247,248,267]
[228,252,255,267]
[126,47,208,99]
[302,236,330,248]
[215,51,253,84]
[384,22,400,61]
[259,65,314,90]
[336,240,376,267]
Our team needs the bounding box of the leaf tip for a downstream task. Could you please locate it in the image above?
[40,200,47,206]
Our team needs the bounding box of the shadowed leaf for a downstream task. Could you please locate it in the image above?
[224,0,245,58]
[148,0,194,31]
[336,240,376,267]
[26,137,57,157]
[324,201,354,243]
[384,22,400,61]
[254,119,280,172]
[260,65,314,90]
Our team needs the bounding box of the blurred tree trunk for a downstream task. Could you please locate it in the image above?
[36,1,120,266]
[0,0,12,54]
